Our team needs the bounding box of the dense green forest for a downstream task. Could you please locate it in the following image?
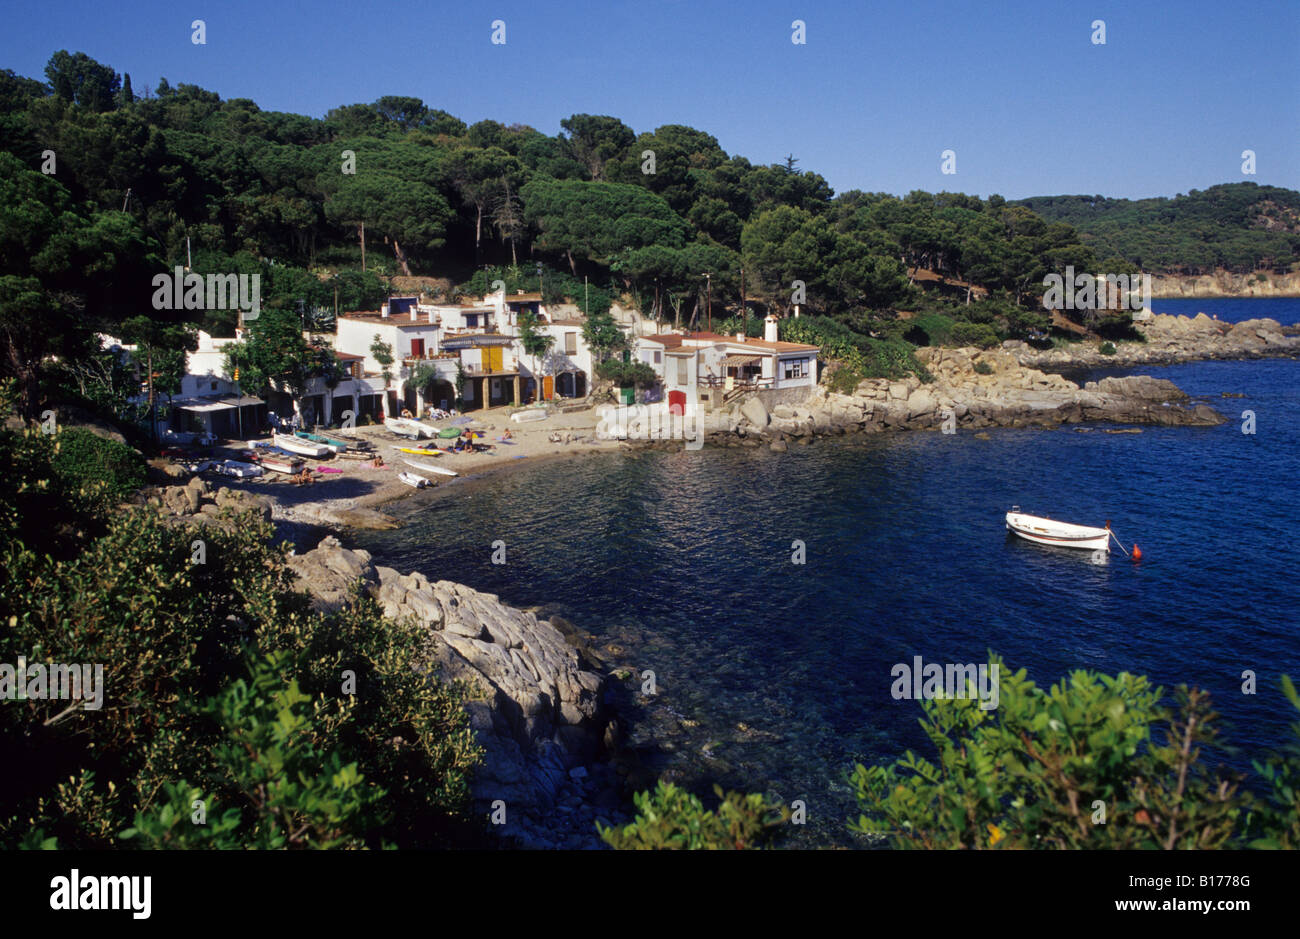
[4,50,1293,416]
[1016,184,1300,275]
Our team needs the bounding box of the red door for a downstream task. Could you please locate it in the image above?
[410,338,425,358]
[668,390,687,415]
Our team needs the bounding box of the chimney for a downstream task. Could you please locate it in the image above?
[764,313,779,343]
[735,332,745,341]
[409,308,416,322]
[427,309,435,324]
[381,302,389,319]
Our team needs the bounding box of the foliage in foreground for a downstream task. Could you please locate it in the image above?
[0,387,482,849]
[597,782,788,850]
[850,660,1300,850]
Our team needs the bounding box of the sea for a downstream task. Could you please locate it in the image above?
[349,297,1300,847]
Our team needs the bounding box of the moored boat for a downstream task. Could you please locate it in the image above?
[1005,507,1111,552]
[393,445,443,456]
[398,470,430,489]
[510,408,548,423]
[402,458,458,478]
[295,430,348,452]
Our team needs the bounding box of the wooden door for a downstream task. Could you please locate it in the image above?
[542,375,554,400]
[483,346,503,372]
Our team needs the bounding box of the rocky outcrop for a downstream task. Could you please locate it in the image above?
[142,478,275,526]
[694,346,1225,446]
[286,536,613,848]
[1014,314,1300,369]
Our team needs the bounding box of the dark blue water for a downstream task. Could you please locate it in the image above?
[350,299,1300,847]
[1150,296,1299,323]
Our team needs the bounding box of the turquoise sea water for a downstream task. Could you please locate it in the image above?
[350,298,1300,847]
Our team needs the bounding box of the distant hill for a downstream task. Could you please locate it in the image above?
[1015,183,1300,276]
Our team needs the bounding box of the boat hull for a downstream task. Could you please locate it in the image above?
[384,418,430,439]
[398,471,430,489]
[1006,512,1110,552]
[274,433,331,457]
[402,458,457,478]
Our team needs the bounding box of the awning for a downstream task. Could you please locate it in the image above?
[721,354,764,367]
[175,399,234,414]
[219,395,264,408]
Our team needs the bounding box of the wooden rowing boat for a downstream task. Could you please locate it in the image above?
[1005,508,1110,552]
[273,433,332,457]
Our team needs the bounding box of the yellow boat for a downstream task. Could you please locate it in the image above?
[393,446,442,456]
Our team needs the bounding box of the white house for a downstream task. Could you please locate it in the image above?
[634,314,819,411]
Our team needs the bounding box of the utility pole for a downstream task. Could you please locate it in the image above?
[122,187,132,212]
[703,273,712,332]
[740,268,746,336]
[584,275,589,317]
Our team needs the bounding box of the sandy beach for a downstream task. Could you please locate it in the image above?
[220,404,625,538]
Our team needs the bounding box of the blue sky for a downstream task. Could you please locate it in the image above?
[4,0,1297,200]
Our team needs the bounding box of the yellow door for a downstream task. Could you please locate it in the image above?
[483,346,503,372]
[542,376,554,400]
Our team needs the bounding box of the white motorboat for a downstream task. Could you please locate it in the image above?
[1005,507,1111,552]
[510,408,548,424]
[402,458,458,478]
[398,470,430,489]
[273,433,331,457]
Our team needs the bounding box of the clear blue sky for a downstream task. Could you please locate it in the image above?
[5,0,1297,200]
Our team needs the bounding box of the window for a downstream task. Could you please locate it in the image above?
[210,381,218,391]
[564,332,577,355]
[466,314,478,328]
[676,357,688,385]
[654,351,662,364]
[782,357,809,380]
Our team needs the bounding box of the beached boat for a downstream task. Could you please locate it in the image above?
[402,458,458,478]
[214,459,263,478]
[393,446,443,456]
[398,470,430,489]
[384,417,431,439]
[1005,508,1110,552]
[510,408,548,423]
[260,456,303,474]
[295,430,349,452]
[274,433,331,457]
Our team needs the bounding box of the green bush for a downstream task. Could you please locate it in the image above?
[849,659,1264,849]
[973,360,995,375]
[0,387,482,850]
[50,427,144,501]
[597,782,788,849]
[1100,341,1117,355]
[948,321,1001,349]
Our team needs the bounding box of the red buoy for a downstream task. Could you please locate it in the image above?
[1132,543,1142,560]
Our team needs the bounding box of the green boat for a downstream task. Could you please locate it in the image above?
[296,430,351,451]
[437,427,462,439]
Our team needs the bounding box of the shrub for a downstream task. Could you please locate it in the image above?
[1100,341,1117,355]
[948,321,1001,349]
[597,782,788,849]
[849,660,1248,849]
[50,427,144,501]
[973,361,995,375]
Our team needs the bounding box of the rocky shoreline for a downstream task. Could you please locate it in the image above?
[1013,313,1300,370]
[287,536,624,849]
